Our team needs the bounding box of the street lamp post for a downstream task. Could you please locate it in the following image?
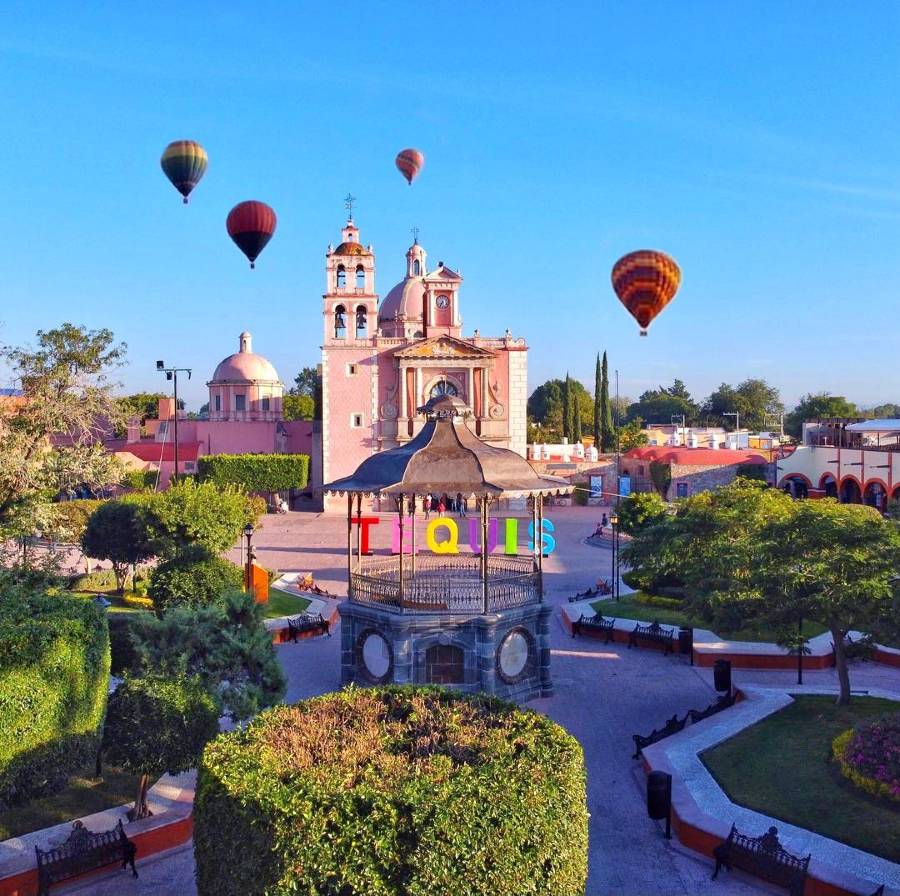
[156,361,192,481]
[242,523,255,592]
[609,511,619,600]
[723,411,740,441]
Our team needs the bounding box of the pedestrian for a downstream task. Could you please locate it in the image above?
[601,512,608,533]
[456,492,464,518]
[423,494,431,519]
[438,497,446,518]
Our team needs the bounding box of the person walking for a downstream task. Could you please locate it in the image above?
[423,494,431,519]
[438,496,446,518]
[456,492,465,518]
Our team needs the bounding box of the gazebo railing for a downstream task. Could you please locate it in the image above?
[349,554,540,613]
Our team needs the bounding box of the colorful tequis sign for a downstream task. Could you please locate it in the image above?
[350,516,557,556]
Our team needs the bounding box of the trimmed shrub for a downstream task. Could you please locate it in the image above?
[69,568,119,593]
[248,495,268,520]
[194,686,588,896]
[197,454,310,495]
[81,501,156,593]
[833,715,900,802]
[107,611,150,675]
[618,491,668,536]
[635,592,685,610]
[148,547,243,614]
[103,674,219,819]
[0,587,109,808]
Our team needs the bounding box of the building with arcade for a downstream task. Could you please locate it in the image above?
[316,216,528,508]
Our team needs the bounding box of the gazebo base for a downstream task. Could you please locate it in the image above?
[338,601,553,702]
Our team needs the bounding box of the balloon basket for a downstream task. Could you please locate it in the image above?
[640,329,648,337]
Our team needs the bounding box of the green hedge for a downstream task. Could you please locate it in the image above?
[195,686,588,896]
[107,611,151,675]
[148,548,243,614]
[197,454,309,494]
[0,588,109,808]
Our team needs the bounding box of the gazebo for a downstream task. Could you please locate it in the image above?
[321,395,572,701]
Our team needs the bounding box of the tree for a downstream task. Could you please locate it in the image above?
[785,393,858,439]
[528,378,592,442]
[102,675,219,820]
[617,420,649,452]
[0,324,125,544]
[571,377,582,441]
[600,352,614,453]
[563,374,574,441]
[147,546,243,614]
[143,478,259,557]
[593,355,601,448]
[627,379,699,426]
[130,590,286,722]
[702,378,783,431]
[290,366,318,397]
[116,392,168,423]
[757,502,900,705]
[282,394,315,421]
[617,492,668,536]
[81,502,155,593]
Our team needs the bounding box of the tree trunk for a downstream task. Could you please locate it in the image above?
[831,625,851,705]
[113,563,127,595]
[127,773,152,821]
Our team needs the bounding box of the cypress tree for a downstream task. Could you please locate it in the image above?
[573,379,583,442]
[563,373,573,441]
[600,351,614,452]
[593,354,602,447]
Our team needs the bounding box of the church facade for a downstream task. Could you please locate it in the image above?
[317,217,528,507]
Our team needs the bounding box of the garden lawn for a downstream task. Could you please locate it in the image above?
[0,766,142,840]
[590,595,826,643]
[703,695,900,863]
[262,590,311,619]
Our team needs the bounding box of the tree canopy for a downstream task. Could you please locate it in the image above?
[701,378,783,431]
[626,379,699,426]
[528,378,592,441]
[81,501,156,593]
[784,392,858,438]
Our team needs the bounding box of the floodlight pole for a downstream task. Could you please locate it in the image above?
[156,361,192,481]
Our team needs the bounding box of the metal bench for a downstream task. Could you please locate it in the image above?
[628,621,675,655]
[632,712,688,759]
[287,613,330,641]
[688,692,736,724]
[35,819,136,895]
[572,613,615,642]
[712,824,809,896]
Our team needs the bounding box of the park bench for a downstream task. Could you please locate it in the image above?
[572,613,615,642]
[632,712,688,758]
[688,692,736,724]
[628,621,675,655]
[568,580,613,602]
[35,819,137,895]
[287,613,330,641]
[712,824,809,896]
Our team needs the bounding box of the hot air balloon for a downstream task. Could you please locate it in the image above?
[611,250,681,336]
[226,201,277,269]
[160,140,208,204]
[395,148,425,185]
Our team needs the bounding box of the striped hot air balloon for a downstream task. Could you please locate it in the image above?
[160,140,208,204]
[611,250,681,336]
[395,148,425,185]
[226,201,277,269]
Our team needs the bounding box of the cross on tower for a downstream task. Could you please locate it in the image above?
[344,193,356,220]
[410,226,420,244]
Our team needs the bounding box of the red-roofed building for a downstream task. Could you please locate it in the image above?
[620,445,770,500]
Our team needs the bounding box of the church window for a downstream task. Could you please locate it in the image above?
[351,413,363,428]
[413,259,421,276]
[355,305,368,338]
[214,395,221,412]
[355,265,365,289]
[235,394,246,412]
[347,364,358,376]
[261,397,270,412]
[334,305,347,339]
[336,264,346,289]
[429,379,459,399]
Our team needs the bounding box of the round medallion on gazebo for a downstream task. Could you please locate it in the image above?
[321,395,572,701]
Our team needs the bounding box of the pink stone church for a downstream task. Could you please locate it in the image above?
[317,216,528,508]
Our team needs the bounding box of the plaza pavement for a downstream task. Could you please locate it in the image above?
[61,506,900,895]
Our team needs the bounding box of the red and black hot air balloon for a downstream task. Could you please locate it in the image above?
[226,201,277,269]
[395,148,425,185]
[611,250,681,336]
[160,140,208,204]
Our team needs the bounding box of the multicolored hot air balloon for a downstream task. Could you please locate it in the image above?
[160,140,208,204]
[226,201,277,269]
[395,148,425,185]
[611,250,681,336]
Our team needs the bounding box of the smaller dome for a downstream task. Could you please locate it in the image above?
[211,332,281,383]
[379,277,425,322]
[334,242,371,256]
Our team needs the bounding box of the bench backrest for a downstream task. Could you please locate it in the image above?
[36,821,126,881]
[726,826,810,882]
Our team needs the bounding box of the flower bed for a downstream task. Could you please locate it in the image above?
[833,713,900,802]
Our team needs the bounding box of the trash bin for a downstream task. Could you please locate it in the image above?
[678,626,693,659]
[714,659,732,693]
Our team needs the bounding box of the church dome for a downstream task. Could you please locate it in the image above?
[379,277,425,321]
[211,332,281,383]
[333,241,371,256]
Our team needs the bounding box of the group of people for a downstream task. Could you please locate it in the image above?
[422,492,469,519]
[592,513,609,538]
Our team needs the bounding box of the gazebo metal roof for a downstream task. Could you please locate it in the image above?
[321,395,572,498]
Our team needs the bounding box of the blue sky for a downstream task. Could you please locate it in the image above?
[0,1,898,410]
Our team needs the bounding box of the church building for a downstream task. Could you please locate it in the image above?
[317,215,528,508]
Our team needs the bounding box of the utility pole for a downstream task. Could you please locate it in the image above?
[156,361,192,480]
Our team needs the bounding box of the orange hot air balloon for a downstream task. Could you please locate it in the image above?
[611,250,681,336]
[395,148,424,185]
[226,201,277,268]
